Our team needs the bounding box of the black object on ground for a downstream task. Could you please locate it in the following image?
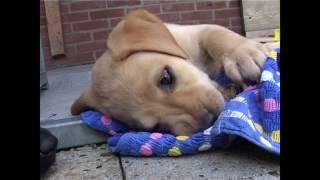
[40,127,58,176]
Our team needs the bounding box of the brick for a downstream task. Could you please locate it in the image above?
[231,18,242,27]
[59,0,66,4]
[107,0,141,8]
[162,2,194,12]
[50,51,95,64]
[110,18,122,27]
[95,51,106,59]
[77,41,106,53]
[49,55,67,62]
[71,52,95,62]
[63,24,72,33]
[158,13,180,22]
[196,1,226,10]
[60,0,70,4]
[177,20,199,25]
[70,1,106,11]
[40,5,46,17]
[65,45,76,55]
[93,30,111,40]
[229,0,240,8]
[215,8,241,18]
[143,0,175,5]
[43,46,51,59]
[40,17,47,25]
[128,5,161,14]
[49,61,70,69]
[47,62,69,70]
[181,11,212,21]
[62,12,88,22]
[90,9,124,19]
[40,26,48,37]
[44,59,54,70]
[229,26,243,35]
[64,33,91,43]
[60,3,69,14]
[48,52,94,66]
[73,20,108,31]
[199,19,230,27]
[41,37,50,47]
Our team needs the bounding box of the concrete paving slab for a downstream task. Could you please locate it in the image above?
[40,64,92,122]
[40,64,108,150]
[41,144,123,180]
[41,117,108,150]
[121,142,279,180]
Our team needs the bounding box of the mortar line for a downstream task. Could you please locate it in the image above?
[118,155,126,180]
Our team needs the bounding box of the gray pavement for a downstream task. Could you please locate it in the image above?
[40,64,92,122]
[41,144,122,180]
[41,143,279,180]
[121,143,279,180]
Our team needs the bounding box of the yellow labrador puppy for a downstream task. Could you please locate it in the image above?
[71,10,272,135]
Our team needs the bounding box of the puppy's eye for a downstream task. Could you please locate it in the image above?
[159,66,175,90]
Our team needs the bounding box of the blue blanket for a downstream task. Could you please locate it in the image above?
[80,48,280,156]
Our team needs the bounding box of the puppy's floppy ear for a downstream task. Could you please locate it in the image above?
[107,10,189,61]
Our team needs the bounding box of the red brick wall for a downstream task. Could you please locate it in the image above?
[40,0,243,70]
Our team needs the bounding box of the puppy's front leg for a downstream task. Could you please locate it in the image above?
[199,25,269,86]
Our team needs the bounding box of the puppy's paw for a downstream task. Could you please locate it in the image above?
[222,39,269,84]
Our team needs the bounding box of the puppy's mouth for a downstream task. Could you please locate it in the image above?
[150,111,218,134]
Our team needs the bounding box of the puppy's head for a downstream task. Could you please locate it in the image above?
[71,10,225,135]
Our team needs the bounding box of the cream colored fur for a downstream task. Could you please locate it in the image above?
[71,10,278,135]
